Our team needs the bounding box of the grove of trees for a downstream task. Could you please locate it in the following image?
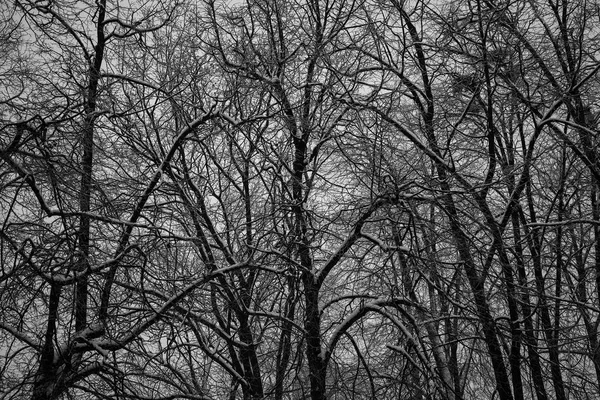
[2,0,600,399]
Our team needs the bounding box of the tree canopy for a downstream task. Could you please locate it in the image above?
[2,0,600,399]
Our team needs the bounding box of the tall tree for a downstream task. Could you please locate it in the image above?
[3,0,600,399]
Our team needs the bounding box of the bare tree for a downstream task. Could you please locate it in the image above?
[3,0,600,399]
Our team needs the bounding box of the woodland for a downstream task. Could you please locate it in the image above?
[2,0,600,399]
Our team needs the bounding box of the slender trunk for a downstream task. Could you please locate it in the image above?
[293,141,326,399]
[399,224,456,400]
[303,276,326,400]
[32,283,62,400]
[237,313,264,399]
[275,276,298,400]
[76,0,106,332]
[521,186,567,400]
[474,194,523,400]
[440,184,513,400]
[511,208,548,400]
[292,131,325,399]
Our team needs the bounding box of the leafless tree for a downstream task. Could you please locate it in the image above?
[3,1,600,400]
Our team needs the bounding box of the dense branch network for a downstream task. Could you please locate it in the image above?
[1,0,600,399]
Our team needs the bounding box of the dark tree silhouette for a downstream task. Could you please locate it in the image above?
[2,0,600,399]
